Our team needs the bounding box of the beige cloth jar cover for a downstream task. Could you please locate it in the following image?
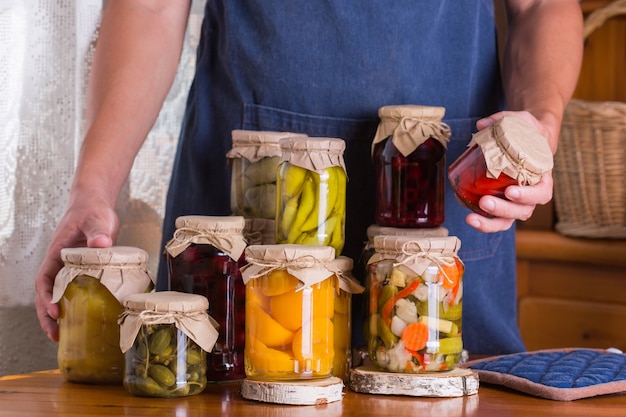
[226,130,306,163]
[469,115,553,185]
[278,137,347,176]
[51,246,155,304]
[371,105,452,157]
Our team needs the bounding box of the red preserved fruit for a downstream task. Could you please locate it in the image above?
[374,136,445,227]
[448,145,517,218]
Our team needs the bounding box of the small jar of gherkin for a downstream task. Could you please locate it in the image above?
[119,291,219,398]
[52,246,155,384]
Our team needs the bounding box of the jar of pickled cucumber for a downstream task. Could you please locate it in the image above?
[52,246,155,384]
[227,130,307,219]
[372,105,451,228]
[448,115,553,217]
[243,218,276,245]
[241,244,340,380]
[165,215,248,382]
[367,236,464,373]
[275,137,347,255]
[331,256,364,382]
[119,291,219,397]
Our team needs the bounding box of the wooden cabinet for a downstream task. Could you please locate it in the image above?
[516,230,626,351]
[515,1,626,351]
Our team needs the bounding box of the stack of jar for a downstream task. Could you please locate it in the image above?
[363,104,465,374]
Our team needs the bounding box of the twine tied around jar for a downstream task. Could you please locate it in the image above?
[166,227,235,259]
[243,254,343,282]
[391,239,461,286]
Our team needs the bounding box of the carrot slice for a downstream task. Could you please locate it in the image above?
[401,322,429,351]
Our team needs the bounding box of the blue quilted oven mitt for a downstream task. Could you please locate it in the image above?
[462,348,626,401]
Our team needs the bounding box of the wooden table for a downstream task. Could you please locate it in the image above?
[1,370,626,416]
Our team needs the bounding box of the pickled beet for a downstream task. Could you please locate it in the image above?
[374,136,445,227]
[168,244,246,381]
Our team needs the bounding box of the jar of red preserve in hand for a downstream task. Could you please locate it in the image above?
[372,105,451,228]
[448,115,553,217]
[165,215,248,382]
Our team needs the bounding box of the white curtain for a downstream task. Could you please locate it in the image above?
[0,0,204,308]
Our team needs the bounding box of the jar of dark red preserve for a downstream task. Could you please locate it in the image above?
[372,105,451,228]
[165,215,248,382]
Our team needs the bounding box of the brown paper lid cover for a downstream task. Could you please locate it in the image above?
[371,105,451,156]
[279,137,347,174]
[119,291,219,353]
[241,244,338,287]
[51,246,154,304]
[165,215,247,260]
[332,256,365,294]
[469,116,553,185]
[226,130,306,162]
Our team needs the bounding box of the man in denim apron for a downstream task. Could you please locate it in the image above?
[35,1,583,357]
[160,1,522,355]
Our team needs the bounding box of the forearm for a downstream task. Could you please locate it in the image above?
[503,0,583,153]
[71,0,191,207]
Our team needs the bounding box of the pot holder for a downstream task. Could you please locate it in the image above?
[462,348,626,401]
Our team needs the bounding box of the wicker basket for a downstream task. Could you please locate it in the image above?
[553,0,626,239]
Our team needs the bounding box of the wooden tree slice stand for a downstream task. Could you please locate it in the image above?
[240,377,344,405]
[349,366,479,397]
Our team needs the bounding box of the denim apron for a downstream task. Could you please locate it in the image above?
[158,0,526,355]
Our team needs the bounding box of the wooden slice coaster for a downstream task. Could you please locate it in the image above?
[240,377,344,405]
[348,366,479,397]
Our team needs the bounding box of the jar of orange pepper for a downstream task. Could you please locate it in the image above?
[367,236,464,373]
[241,244,339,380]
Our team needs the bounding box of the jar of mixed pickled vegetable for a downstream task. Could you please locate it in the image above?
[275,137,347,256]
[448,115,553,217]
[241,244,339,380]
[119,291,219,397]
[356,225,450,347]
[243,218,276,245]
[372,105,451,228]
[367,236,464,373]
[227,130,307,219]
[165,215,248,382]
[52,246,155,384]
[331,256,364,382]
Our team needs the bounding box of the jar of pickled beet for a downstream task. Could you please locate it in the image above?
[275,137,347,255]
[448,115,553,217]
[372,105,451,228]
[52,246,155,384]
[227,130,307,219]
[331,256,364,382]
[241,244,339,380]
[243,218,276,245]
[367,235,464,373]
[119,291,219,397]
[165,215,248,382]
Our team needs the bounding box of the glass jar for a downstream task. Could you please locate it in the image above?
[241,244,338,380]
[52,246,155,384]
[356,225,450,348]
[331,256,364,382]
[243,218,276,245]
[367,236,464,373]
[119,291,219,398]
[448,115,553,217]
[227,130,307,219]
[165,215,248,382]
[371,105,450,228]
[275,137,348,255]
